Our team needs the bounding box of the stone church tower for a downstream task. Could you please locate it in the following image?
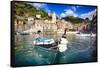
[52,12,56,23]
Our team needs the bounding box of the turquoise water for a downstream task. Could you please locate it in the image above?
[14,34,96,66]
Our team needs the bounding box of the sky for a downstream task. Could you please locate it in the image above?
[29,2,97,20]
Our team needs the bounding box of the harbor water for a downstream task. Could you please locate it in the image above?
[14,33,96,66]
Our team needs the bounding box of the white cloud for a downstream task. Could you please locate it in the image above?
[30,3,51,13]
[71,6,76,11]
[60,9,78,17]
[79,9,97,20]
[71,6,82,11]
[60,8,97,20]
[45,7,51,13]
[60,13,66,17]
[32,3,46,9]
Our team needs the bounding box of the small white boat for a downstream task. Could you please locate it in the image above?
[32,37,55,45]
[76,32,96,37]
[76,34,96,37]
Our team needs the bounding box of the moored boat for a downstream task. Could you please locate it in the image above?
[32,37,55,45]
[76,33,96,37]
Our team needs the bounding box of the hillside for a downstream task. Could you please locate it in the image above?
[62,16,90,24]
[14,2,49,19]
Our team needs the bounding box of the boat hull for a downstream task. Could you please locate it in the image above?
[76,34,96,37]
